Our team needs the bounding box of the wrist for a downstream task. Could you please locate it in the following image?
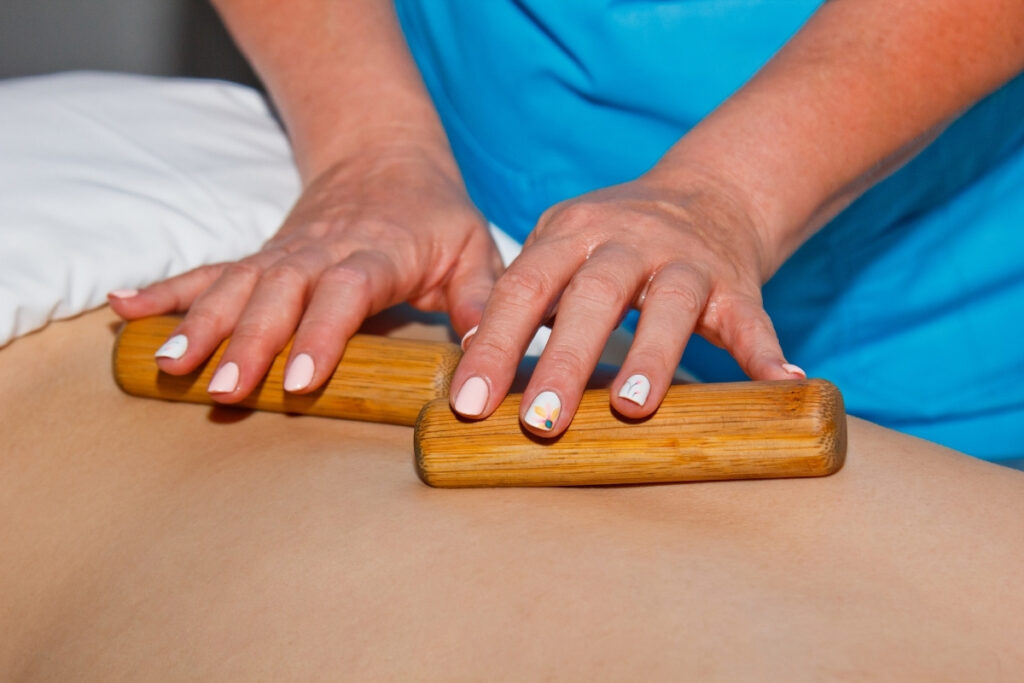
[286,90,457,184]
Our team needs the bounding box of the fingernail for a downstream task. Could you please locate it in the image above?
[284,353,315,392]
[618,374,651,406]
[524,390,561,431]
[108,288,138,299]
[453,376,489,416]
[782,363,807,379]
[208,362,240,394]
[154,334,188,360]
[460,325,478,352]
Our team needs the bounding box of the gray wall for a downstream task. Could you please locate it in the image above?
[0,0,258,86]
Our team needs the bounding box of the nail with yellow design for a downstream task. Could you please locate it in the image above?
[524,390,561,431]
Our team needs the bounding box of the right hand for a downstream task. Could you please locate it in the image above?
[109,144,503,402]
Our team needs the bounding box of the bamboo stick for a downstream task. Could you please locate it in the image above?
[414,380,846,487]
[113,316,462,426]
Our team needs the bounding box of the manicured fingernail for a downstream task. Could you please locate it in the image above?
[524,390,561,431]
[782,363,807,378]
[208,362,239,394]
[460,325,478,352]
[618,374,651,406]
[284,353,315,392]
[453,376,489,416]
[108,288,138,299]
[154,334,188,360]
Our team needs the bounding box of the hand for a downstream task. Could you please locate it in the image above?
[109,145,502,402]
[449,175,805,436]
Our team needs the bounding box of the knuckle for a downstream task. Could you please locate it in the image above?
[294,312,334,335]
[301,220,332,241]
[710,308,771,355]
[351,218,405,244]
[565,270,631,310]
[494,266,553,309]
[231,318,282,353]
[540,345,590,378]
[261,263,308,290]
[627,347,674,374]
[228,327,267,347]
[650,279,705,315]
[731,314,776,350]
[222,261,263,282]
[321,263,372,291]
[555,201,601,228]
[466,334,520,366]
[184,306,226,331]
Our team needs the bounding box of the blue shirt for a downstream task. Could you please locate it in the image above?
[395,0,1024,460]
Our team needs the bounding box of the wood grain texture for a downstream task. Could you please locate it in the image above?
[113,316,462,426]
[415,380,846,487]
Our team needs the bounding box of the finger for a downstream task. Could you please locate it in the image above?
[611,263,710,418]
[443,232,504,337]
[107,263,227,319]
[449,240,586,419]
[281,250,403,394]
[706,294,801,381]
[152,250,284,375]
[520,245,647,435]
[206,247,337,401]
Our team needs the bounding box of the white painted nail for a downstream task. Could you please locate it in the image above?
[108,288,138,299]
[524,390,561,431]
[453,376,489,416]
[618,374,651,406]
[208,362,239,394]
[284,353,315,392]
[460,325,479,352]
[154,334,188,360]
[782,363,807,379]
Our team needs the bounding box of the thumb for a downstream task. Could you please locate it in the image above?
[444,239,503,337]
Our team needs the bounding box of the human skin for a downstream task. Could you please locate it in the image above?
[109,0,503,398]
[109,0,1024,437]
[2,308,1024,679]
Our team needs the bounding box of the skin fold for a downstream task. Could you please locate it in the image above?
[108,0,1024,439]
[2,309,1023,679]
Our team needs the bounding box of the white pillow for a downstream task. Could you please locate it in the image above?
[0,71,301,346]
[0,71,532,349]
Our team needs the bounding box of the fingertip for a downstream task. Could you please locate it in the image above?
[154,333,189,360]
[451,375,490,417]
[460,325,478,351]
[781,362,807,379]
[107,289,146,319]
[611,372,664,420]
[154,357,194,376]
[521,389,563,435]
[616,373,652,407]
[207,361,240,395]
[108,288,139,300]
[153,333,200,375]
[745,354,803,381]
[283,353,315,393]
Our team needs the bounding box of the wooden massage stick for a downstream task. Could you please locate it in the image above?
[114,316,847,487]
[114,315,460,427]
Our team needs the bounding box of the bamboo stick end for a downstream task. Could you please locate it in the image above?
[414,398,449,487]
[804,378,847,477]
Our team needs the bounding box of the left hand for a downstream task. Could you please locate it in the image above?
[448,174,805,436]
